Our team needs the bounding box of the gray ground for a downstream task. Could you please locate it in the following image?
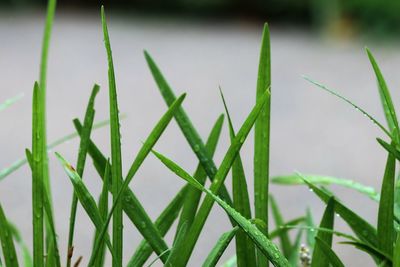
[1,9,400,266]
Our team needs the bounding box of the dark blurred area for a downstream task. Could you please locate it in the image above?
[1,0,400,37]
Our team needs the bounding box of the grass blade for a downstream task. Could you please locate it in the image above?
[268,217,305,239]
[152,149,290,267]
[164,222,189,266]
[220,89,256,266]
[377,152,396,256]
[254,24,271,267]
[394,234,400,267]
[164,89,270,266]
[311,197,335,267]
[298,174,378,246]
[127,186,186,267]
[144,51,233,208]
[0,204,19,267]
[31,82,44,267]
[175,114,224,240]
[305,207,316,248]
[366,48,399,140]
[67,84,99,267]
[272,174,379,201]
[202,227,239,267]
[314,237,345,267]
[269,195,292,258]
[101,7,123,266]
[0,93,24,112]
[304,76,391,139]
[89,93,186,265]
[288,229,303,266]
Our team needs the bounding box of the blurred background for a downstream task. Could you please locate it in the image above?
[0,0,400,266]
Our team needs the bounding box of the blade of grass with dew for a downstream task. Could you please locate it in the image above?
[269,195,292,258]
[89,94,186,265]
[268,217,305,239]
[55,153,115,259]
[202,226,239,267]
[299,174,378,246]
[175,114,225,242]
[304,76,392,139]
[315,237,345,267]
[0,118,111,183]
[93,160,110,267]
[220,89,256,267]
[254,24,271,267]
[0,203,18,267]
[272,174,380,201]
[288,228,303,266]
[66,84,99,267]
[8,222,33,267]
[144,51,233,209]
[128,186,187,267]
[152,149,290,267]
[164,89,270,266]
[377,152,396,257]
[74,120,173,265]
[366,48,400,142]
[0,93,24,112]
[305,207,316,250]
[31,82,44,267]
[311,197,335,267]
[101,7,123,266]
[25,149,60,267]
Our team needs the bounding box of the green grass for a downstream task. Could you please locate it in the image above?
[1,0,400,266]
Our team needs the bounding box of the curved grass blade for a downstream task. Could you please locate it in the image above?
[314,237,345,267]
[144,51,233,209]
[89,93,186,265]
[0,204,19,267]
[0,93,24,112]
[220,89,256,266]
[0,118,111,183]
[311,198,335,267]
[269,195,291,258]
[175,114,225,242]
[164,89,270,266]
[377,152,396,256]
[254,24,271,267]
[55,153,115,260]
[127,186,186,267]
[147,249,171,267]
[67,84,99,267]
[304,76,391,139]
[298,174,378,246]
[152,149,290,267]
[101,7,123,266]
[366,48,399,141]
[340,241,392,264]
[272,174,379,201]
[202,227,239,267]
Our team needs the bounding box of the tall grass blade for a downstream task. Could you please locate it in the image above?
[314,237,345,267]
[67,84,99,267]
[0,204,19,267]
[272,174,380,201]
[269,195,292,258]
[287,229,303,266]
[0,93,24,112]
[254,24,271,267]
[175,114,224,241]
[152,149,290,267]
[144,51,233,208]
[220,89,256,266]
[377,152,396,256]
[299,174,378,246]
[8,222,33,267]
[128,186,186,267]
[311,197,335,267]
[202,227,239,267]
[89,94,185,265]
[164,222,188,266]
[101,7,123,266]
[164,89,270,266]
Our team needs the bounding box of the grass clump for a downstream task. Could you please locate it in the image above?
[1,0,400,266]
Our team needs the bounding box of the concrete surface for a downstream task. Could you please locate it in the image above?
[1,9,400,266]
